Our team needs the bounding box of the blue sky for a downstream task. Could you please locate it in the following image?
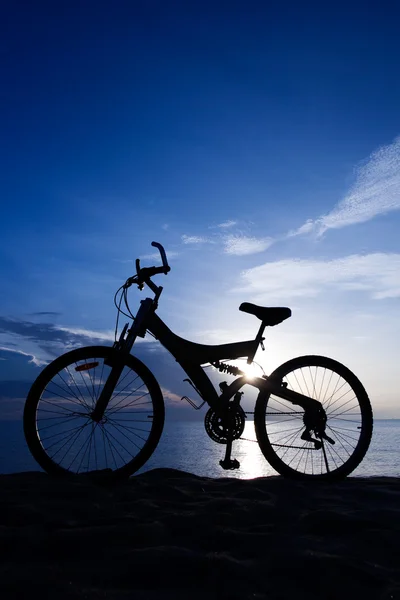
[1,1,400,420]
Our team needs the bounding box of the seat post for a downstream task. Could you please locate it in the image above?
[247,321,266,364]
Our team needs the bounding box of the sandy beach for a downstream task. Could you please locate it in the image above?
[1,468,399,599]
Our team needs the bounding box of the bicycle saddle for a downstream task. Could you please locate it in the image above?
[239,303,291,326]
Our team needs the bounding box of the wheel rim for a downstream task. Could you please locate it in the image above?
[34,354,156,474]
[264,363,367,477]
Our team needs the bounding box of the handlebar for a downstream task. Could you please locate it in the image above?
[132,241,170,288]
[136,265,168,279]
[151,241,169,271]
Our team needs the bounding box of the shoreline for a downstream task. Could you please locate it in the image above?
[1,468,399,598]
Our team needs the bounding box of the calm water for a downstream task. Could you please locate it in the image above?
[0,418,399,478]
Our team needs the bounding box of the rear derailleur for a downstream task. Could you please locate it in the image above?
[301,406,335,449]
[204,382,246,470]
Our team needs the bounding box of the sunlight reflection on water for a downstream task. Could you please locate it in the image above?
[0,419,399,478]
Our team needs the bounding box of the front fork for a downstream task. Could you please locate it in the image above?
[91,298,154,422]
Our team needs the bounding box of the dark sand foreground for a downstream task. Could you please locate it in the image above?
[1,468,399,599]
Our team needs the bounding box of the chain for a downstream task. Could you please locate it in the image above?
[265,411,304,415]
[271,443,317,450]
[245,411,304,415]
[239,410,304,443]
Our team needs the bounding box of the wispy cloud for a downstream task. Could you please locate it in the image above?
[56,326,115,342]
[223,235,274,256]
[140,250,179,261]
[0,316,159,366]
[181,234,212,244]
[212,219,237,229]
[234,253,400,300]
[160,387,183,404]
[287,220,315,238]
[0,346,46,367]
[291,136,400,237]
[0,317,114,357]
[28,311,61,317]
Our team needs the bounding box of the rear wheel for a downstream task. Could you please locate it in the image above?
[254,355,373,480]
[23,346,165,479]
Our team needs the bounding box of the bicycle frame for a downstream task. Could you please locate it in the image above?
[147,307,321,413]
[92,281,322,422]
[105,296,322,418]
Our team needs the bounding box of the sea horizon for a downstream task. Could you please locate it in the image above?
[1,418,399,479]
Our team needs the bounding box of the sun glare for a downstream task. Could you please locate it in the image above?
[232,360,264,380]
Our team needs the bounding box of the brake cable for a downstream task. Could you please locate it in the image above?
[113,277,157,343]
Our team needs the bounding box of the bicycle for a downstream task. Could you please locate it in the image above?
[23,241,373,481]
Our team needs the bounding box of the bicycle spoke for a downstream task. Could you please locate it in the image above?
[102,425,137,458]
[106,417,148,447]
[287,441,308,471]
[328,400,360,418]
[326,423,359,443]
[107,389,150,416]
[109,375,142,407]
[95,360,104,400]
[268,393,303,414]
[326,389,357,413]
[321,369,335,404]
[106,395,152,417]
[39,422,89,443]
[76,368,98,410]
[322,374,342,410]
[106,421,152,434]
[54,422,89,463]
[67,428,94,471]
[40,390,90,413]
[326,425,353,457]
[63,367,93,412]
[267,424,307,437]
[47,377,88,407]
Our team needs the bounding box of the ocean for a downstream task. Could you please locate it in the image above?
[0,418,399,478]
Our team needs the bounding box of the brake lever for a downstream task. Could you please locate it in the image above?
[123,276,142,290]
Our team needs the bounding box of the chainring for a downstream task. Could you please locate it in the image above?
[204,406,246,444]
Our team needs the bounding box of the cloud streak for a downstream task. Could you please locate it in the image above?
[292,136,400,236]
[234,253,400,301]
[215,220,237,229]
[140,250,180,261]
[181,234,212,244]
[0,346,46,367]
[223,235,274,256]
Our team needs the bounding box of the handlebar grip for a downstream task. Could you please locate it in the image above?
[151,241,169,271]
[136,258,141,275]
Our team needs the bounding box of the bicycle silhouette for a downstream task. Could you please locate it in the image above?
[24,242,373,480]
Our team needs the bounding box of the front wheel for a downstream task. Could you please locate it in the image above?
[23,346,165,479]
[254,355,373,480]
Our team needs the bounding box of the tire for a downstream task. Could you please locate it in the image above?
[23,346,165,479]
[254,355,373,481]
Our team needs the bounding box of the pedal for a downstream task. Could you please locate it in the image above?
[219,458,240,470]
